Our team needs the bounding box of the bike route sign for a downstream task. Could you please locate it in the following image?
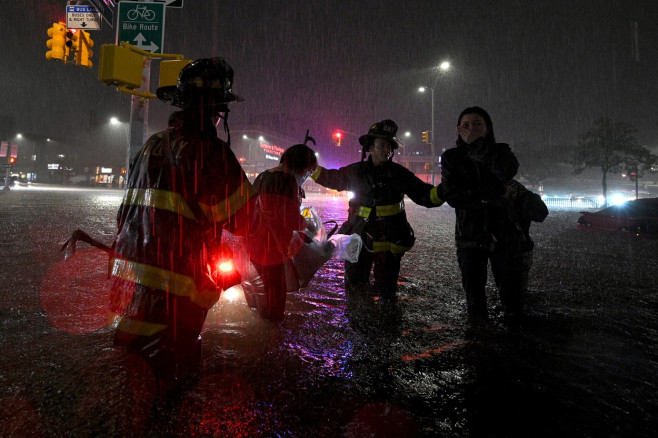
[117,1,166,53]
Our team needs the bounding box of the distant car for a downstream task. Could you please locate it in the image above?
[576,197,658,236]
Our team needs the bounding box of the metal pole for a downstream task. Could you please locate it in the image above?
[430,87,435,185]
[127,59,151,180]
[4,161,10,191]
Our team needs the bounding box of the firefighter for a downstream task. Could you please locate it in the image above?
[109,57,255,392]
[310,119,444,299]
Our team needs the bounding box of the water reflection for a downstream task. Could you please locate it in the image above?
[1,190,657,437]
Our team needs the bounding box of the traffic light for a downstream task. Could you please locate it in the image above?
[66,29,80,62]
[424,162,430,171]
[98,44,144,89]
[8,156,16,165]
[77,30,94,68]
[159,59,193,88]
[46,22,67,61]
[332,131,342,146]
[421,131,430,144]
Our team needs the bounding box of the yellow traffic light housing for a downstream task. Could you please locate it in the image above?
[66,29,80,59]
[46,22,67,61]
[158,59,192,88]
[421,131,430,144]
[98,44,144,89]
[77,30,94,68]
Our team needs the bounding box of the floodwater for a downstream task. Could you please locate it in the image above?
[0,185,656,437]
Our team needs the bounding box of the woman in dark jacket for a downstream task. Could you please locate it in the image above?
[311,119,444,299]
[440,107,522,320]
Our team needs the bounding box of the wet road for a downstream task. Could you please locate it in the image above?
[0,185,657,437]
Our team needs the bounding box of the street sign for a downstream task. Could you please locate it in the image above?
[117,1,165,53]
[87,0,116,29]
[66,5,101,30]
[118,0,183,7]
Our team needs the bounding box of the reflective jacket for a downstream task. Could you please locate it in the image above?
[311,157,443,254]
[110,111,255,341]
[440,138,519,249]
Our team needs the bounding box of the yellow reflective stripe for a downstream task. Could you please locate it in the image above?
[430,186,444,206]
[372,241,413,254]
[111,258,195,297]
[355,202,404,218]
[376,201,404,216]
[123,188,196,220]
[116,317,167,336]
[199,183,256,223]
[357,206,372,218]
[310,166,323,182]
[109,258,219,309]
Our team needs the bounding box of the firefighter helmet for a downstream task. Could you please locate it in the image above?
[156,57,244,111]
[358,119,401,151]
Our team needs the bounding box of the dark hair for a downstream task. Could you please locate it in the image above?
[281,144,317,173]
[456,106,496,143]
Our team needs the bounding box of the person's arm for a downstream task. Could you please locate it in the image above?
[196,140,257,237]
[440,149,490,209]
[310,164,354,192]
[256,172,307,254]
[525,192,549,222]
[398,165,444,207]
[469,141,519,182]
[506,179,549,223]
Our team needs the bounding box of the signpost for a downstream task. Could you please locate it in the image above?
[66,5,101,30]
[117,1,165,53]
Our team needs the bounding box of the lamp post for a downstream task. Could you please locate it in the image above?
[418,61,450,185]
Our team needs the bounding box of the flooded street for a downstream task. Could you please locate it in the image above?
[1,186,657,437]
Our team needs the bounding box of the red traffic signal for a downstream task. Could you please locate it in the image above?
[8,156,16,165]
[332,131,342,146]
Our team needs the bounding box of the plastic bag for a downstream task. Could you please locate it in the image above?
[300,206,326,243]
[237,206,362,294]
[287,230,334,290]
[328,233,363,263]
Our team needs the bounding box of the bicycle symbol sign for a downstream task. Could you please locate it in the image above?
[127,5,157,21]
[117,1,166,53]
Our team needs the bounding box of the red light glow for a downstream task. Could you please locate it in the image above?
[217,260,233,273]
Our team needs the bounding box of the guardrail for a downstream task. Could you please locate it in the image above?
[542,196,602,209]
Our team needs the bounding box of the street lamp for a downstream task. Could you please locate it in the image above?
[418,61,450,185]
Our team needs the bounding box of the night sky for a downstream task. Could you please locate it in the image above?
[1,0,657,169]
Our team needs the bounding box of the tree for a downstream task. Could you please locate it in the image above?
[571,117,656,206]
